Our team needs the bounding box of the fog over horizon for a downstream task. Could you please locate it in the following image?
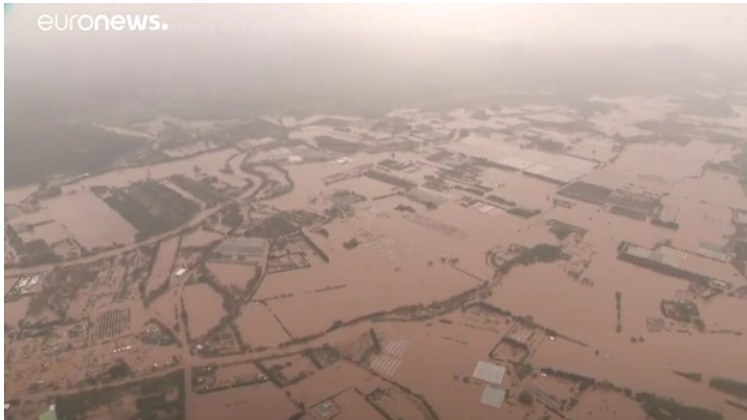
[6,4,747,123]
[7,4,747,52]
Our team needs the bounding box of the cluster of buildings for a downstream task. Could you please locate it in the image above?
[6,274,42,300]
[473,361,508,409]
[618,241,732,292]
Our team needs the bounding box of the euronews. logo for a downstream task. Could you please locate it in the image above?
[38,14,169,32]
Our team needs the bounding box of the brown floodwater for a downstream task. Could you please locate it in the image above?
[4,148,246,252]
[183,283,225,339]
[67,148,236,191]
[508,255,747,412]
[284,359,379,409]
[663,196,733,248]
[671,170,747,209]
[264,257,471,338]
[590,95,679,137]
[6,104,747,419]
[607,141,728,185]
[569,388,647,419]
[256,196,492,337]
[145,236,181,294]
[25,190,136,249]
[371,318,509,420]
[187,382,298,420]
[181,229,223,248]
[331,387,385,419]
[206,262,257,290]
[235,303,291,348]
[146,288,181,335]
[4,185,38,204]
[5,297,30,328]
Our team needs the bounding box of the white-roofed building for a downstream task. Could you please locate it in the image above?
[472,361,506,385]
[480,386,507,409]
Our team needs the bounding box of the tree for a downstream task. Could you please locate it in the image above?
[517,363,533,379]
[519,390,534,405]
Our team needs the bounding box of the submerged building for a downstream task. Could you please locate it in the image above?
[472,361,506,385]
[617,241,732,289]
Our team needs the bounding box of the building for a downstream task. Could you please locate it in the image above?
[210,237,267,264]
[472,361,506,385]
[617,241,732,287]
[480,386,507,409]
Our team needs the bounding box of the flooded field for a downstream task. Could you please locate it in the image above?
[206,262,257,290]
[569,388,647,419]
[234,302,291,348]
[146,288,182,336]
[15,189,137,250]
[365,319,511,420]
[181,229,223,249]
[187,383,299,420]
[487,263,621,342]
[6,99,747,419]
[663,197,733,251]
[670,170,747,209]
[145,236,181,294]
[606,142,723,184]
[259,237,477,337]
[4,297,30,327]
[183,283,225,339]
[4,185,39,204]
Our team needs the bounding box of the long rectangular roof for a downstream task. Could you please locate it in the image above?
[480,386,507,409]
[473,361,506,385]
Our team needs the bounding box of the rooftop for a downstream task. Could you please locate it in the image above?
[472,361,506,385]
[621,242,738,284]
[214,237,267,258]
[480,386,507,409]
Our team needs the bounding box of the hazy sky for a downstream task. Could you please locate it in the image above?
[7,3,747,124]
[6,4,747,55]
